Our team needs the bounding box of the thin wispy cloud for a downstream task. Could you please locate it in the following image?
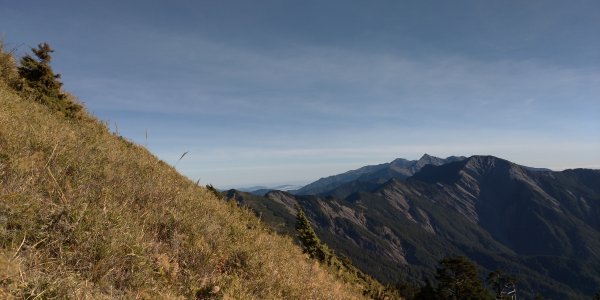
[71,36,599,117]
[76,40,599,186]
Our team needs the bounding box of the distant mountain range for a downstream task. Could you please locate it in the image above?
[233,184,304,195]
[295,154,466,195]
[223,155,600,299]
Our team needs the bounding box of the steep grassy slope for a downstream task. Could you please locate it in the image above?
[0,56,367,298]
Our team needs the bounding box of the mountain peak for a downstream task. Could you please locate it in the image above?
[417,154,467,166]
[412,155,526,185]
[419,153,434,160]
[463,155,514,173]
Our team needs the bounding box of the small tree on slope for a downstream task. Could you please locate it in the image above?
[18,42,80,117]
[294,205,330,262]
[487,269,517,300]
[435,256,493,300]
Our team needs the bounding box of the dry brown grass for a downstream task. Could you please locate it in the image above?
[0,54,368,299]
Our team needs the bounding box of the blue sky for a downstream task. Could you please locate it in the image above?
[2,0,599,188]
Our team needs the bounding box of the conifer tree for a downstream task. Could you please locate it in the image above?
[487,269,516,299]
[19,43,63,100]
[294,205,400,300]
[18,42,80,117]
[435,256,493,300]
[294,205,329,261]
